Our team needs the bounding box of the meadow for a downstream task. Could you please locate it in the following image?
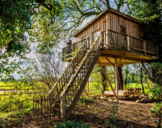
[0,81,152,127]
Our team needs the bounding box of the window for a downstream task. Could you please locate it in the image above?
[120,26,127,48]
[93,31,100,41]
[82,36,87,44]
[120,26,126,35]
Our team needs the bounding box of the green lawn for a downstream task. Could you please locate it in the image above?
[0,82,13,90]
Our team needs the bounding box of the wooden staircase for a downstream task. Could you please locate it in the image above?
[47,33,103,118]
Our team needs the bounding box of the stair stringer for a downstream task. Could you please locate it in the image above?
[63,49,102,118]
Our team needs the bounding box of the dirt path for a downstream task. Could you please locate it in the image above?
[67,99,157,128]
[8,99,158,128]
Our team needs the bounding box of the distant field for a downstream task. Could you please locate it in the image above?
[0,82,13,90]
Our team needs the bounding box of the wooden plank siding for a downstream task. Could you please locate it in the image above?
[75,11,144,44]
[66,9,159,64]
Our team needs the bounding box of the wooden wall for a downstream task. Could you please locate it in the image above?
[109,12,143,38]
[75,11,144,45]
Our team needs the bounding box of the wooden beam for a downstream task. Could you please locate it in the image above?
[60,93,66,118]
[96,62,123,66]
[101,53,151,62]
[87,80,89,97]
[84,89,89,97]
[98,60,117,98]
[106,57,115,67]
[117,53,126,66]
[141,62,152,79]
[114,58,119,103]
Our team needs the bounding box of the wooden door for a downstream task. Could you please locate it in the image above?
[120,26,127,49]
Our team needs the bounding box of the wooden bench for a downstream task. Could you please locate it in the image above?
[104,88,141,97]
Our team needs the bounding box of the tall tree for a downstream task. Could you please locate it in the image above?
[61,0,129,31]
[0,0,64,78]
[128,0,162,62]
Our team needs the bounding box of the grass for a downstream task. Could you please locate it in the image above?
[0,82,13,90]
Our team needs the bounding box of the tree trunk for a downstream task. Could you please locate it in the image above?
[158,43,162,62]
[118,67,123,90]
[101,66,107,94]
[140,68,145,94]
[125,72,128,90]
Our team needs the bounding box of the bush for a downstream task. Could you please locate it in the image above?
[54,121,91,128]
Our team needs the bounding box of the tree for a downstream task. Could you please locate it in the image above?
[128,0,162,62]
[100,66,107,93]
[61,0,129,31]
[32,53,65,91]
[149,63,162,128]
[0,0,64,79]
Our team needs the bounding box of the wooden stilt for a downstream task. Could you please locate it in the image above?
[117,53,126,66]
[141,62,152,79]
[88,80,89,97]
[117,67,122,90]
[115,58,119,103]
[106,57,115,67]
[98,59,117,98]
[105,57,123,90]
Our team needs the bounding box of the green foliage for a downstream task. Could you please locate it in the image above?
[148,62,162,128]
[149,84,162,100]
[0,94,33,113]
[0,0,64,79]
[79,97,93,105]
[30,6,65,54]
[54,121,91,128]
[128,0,162,45]
[0,0,34,56]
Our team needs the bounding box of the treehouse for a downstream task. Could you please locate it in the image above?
[47,8,160,119]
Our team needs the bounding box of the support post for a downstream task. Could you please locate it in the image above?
[118,67,123,90]
[127,36,130,52]
[88,80,89,97]
[107,30,109,48]
[60,92,66,118]
[106,57,115,67]
[98,60,117,98]
[143,41,146,56]
[115,58,119,103]
[141,62,152,79]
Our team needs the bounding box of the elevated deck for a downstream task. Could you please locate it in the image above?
[62,30,159,65]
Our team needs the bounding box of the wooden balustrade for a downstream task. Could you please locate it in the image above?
[60,34,103,117]
[47,38,89,116]
[63,29,158,60]
[62,38,90,61]
[108,30,127,50]
[107,30,158,57]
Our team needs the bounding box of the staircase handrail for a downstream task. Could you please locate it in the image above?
[60,33,102,98]
[48,37,89,96]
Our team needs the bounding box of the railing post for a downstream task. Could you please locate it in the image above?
[107,30,109,49]
[143,41,146,56]
[127,36,130,52]
[60,92,66,118]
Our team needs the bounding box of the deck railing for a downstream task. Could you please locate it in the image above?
[62,29,159,60]
[62,38,90,61]
[107,30,158,56]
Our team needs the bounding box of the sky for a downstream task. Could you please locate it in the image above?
[9,1,130,80]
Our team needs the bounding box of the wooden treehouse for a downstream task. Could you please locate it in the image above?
[35,8,160,119]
